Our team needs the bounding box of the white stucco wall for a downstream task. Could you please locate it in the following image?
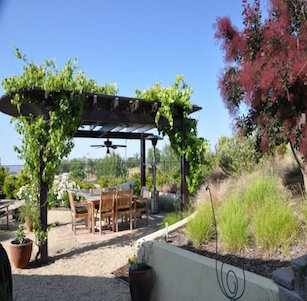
[142,240,280,301]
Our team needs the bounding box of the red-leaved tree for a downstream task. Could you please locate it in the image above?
[216,0,307,189]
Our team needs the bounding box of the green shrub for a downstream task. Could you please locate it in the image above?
[160,212,184,229]
[74,179,95,190]
[127,172,153,196]
[97,175,122,189]
[3,175,18,199]
[70,159,86,180]
[187,202,214,248]
[157,171,170,187]
[158,194,181,212]
[217,197,249,251]
[0,166,6,197]
[252,200,300,252]
[215,135,261,177]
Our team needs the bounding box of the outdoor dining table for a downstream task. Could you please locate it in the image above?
[72,190,138,234]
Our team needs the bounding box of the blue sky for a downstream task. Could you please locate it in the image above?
[0,0,249,164]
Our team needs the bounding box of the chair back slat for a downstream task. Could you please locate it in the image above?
[100,191,115,212]
[116,190,132,209]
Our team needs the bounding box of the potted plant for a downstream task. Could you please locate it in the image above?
[9,224,33,269]
[128,244,153,301]
[19,200,36,232]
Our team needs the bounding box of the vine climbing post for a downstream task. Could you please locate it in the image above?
[180,114,189,211]
[39,147,48,264]
[140,133,146,187]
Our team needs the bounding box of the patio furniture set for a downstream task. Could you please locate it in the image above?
[68,186,150,235]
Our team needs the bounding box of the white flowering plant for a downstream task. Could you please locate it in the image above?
[18,173,79,208]
[49,173,79,208]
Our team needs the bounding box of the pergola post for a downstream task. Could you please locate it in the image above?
[180,117,189,211]
[140,133,146,187]
[39,148,48,264]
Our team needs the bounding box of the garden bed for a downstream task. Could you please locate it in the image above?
[165,228,306,279]
[111,229,306,283]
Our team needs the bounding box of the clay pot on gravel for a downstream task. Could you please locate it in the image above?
[10,238,32,269]
[129,264,153,301]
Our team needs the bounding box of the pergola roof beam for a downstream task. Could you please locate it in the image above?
[75,130,153,140]
[97,124,117,137]
[111,125,126,132]
[81,109,183,128]
[136,125,155,133]
[125,124,144,133]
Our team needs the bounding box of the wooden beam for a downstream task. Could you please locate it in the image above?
[130,100,140,113]
[97,124,117,136]
[112,125,126,132]
[111,97,119,111]
[125,124,144,133]
[75,130,153,140]
[151,102,159,112]
[89,125,97,131]
[136,125,155,133]
[81,109,183,128]
[93,95,98,107]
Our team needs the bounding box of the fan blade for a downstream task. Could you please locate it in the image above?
[113,145,126,148]
[110,145,117,149]
[90,145,106,148]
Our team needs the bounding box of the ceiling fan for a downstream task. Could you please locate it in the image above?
[90,139,126,154]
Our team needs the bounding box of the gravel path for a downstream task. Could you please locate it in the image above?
[0,207,164,301]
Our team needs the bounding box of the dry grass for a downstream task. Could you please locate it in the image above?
[189,156,305,253]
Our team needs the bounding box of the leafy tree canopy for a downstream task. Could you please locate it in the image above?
[215,0,307,186]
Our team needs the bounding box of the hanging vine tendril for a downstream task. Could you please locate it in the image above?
[206,185,246,301]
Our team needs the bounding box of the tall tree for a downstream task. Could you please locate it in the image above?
[216,0,307,188]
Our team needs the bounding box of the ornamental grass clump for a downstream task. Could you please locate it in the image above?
[241,174,281,210]
[217,196,249,251]
[251,200,300,253]
[187,202,214,248]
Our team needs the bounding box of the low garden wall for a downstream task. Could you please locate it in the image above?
[141,240,280,301]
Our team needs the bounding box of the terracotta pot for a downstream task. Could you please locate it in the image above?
[129,265,153,301]
[9,239,32,269]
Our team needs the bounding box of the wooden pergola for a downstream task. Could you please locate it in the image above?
[0,87,201,206]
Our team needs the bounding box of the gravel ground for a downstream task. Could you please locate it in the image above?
[0,207,164,301]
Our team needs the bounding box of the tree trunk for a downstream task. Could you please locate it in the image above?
[289,142,307,195]
[303,160,307,196]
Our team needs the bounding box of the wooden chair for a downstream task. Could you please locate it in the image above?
[68,191,89,235]
[115,190,132,232]
[99,190,115,234]
[135,186,150,227]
